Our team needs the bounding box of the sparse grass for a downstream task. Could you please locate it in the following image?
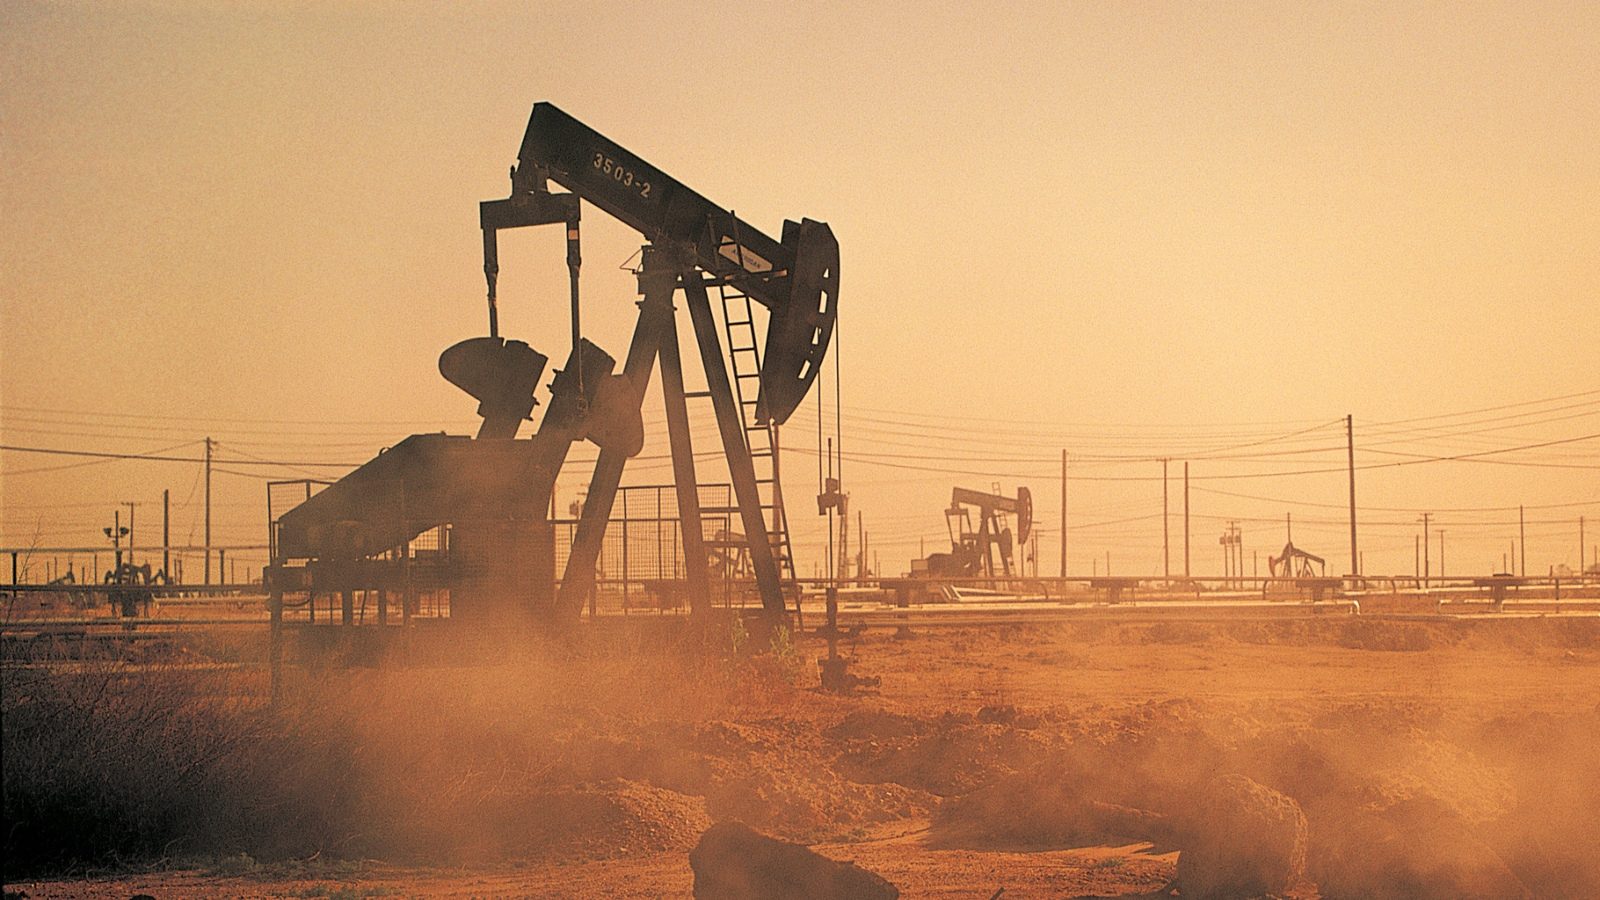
[767,624,804,684]
[259,856,368,881]
[206,852,261,877]
[188,853,369,882]
[285,885,398,899]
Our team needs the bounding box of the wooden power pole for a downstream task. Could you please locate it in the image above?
[1347,414,1357,575]
[204,436,213,585]
[1162,459,1169,578]
[1059,449,1067,578]
[1183,461,1190,577]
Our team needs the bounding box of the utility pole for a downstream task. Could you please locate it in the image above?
[1439,529,1445,579]
[1162,459,1170,578]
[1346,414,1358,575]
[1220,521,1241,587]
[204,437,213,585]
[1420,513,1431,587]
[857,508,864,580]
[1519,504,1525,576]
[1183,461,1190,578]
[1059,449,1067,578]
[162,489,170,581]
[1581,516,1586,574]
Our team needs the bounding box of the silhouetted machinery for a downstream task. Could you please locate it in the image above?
[1268,541,1325,579]
[268,103,837,640]
[921,486,1033,579]
[1265,540,1341,601]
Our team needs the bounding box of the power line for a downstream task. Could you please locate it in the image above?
[1,444,357,468]
[789,431,1600,482]
[0,440,203,475]
[1191,484,1600,514]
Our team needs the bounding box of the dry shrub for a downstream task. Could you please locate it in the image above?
[2,661,279,875]
[1,627,806,877]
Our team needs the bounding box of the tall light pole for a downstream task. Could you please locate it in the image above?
[121,501,136,566]
[103,511,129,573]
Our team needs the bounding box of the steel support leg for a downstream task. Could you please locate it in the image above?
[554,247,678,621]
[658,300,710,616]
[681,274,786,618]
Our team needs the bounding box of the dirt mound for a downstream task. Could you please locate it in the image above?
[1311,799,1530,899]
[824,708,925,741]
[1473,707,1600,898]
[975,703,1043,727]
[1138,621,1216,645]
[683,720,933,841]
[1247,726,1514,825]
[1363,739,1515,824]
[428,778,712,863]
[690,821,898,899]
[698,759,929,841]
[931,769,1166,850]
[537,719,932,843]
[1174,774,1307,900]
[837,720,1058,796]
[1337,619,1438,651]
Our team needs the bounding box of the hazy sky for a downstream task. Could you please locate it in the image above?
[3,1,1597,580]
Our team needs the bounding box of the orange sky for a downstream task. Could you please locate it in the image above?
[3,1,1597,579]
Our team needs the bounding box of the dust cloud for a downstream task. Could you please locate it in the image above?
[5,617,1600,897]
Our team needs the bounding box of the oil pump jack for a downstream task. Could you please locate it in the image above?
[268,103,837,635]
[923,486,1033,579]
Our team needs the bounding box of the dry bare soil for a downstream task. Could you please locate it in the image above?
[7,615,1600,898]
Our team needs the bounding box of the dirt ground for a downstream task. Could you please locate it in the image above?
[10,615,1600,898]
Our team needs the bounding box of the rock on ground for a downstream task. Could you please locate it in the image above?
[1175,774,1308,900]
[689,821,898,900]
